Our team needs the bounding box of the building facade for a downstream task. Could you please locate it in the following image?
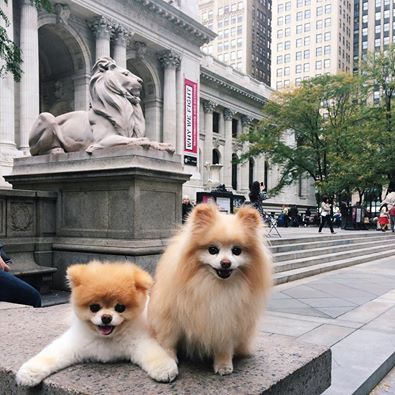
[199,0,272,85]
[353,0,395,76]
[0,0,315,207]
[271,0,353,90]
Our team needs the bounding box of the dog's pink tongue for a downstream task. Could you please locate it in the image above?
[98,325,113,335]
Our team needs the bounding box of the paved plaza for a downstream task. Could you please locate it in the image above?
[261,252,395,395]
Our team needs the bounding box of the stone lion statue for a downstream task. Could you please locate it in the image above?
[29,57,173,155]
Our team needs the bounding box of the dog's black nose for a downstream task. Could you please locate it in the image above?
[101,314,112,325]
[220,259,231,269]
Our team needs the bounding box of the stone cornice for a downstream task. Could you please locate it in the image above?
[134,0,216,46]
[200,68,268,106]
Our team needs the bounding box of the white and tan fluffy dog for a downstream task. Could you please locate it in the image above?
[148,204,272,375]
[16,261,178,386]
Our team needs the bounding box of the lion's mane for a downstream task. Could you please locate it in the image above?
[89,58,145,138]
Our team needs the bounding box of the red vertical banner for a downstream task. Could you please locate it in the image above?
[184,79,198,166]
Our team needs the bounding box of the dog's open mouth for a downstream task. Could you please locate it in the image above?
[97,325,115,336]
[215,268,233,279]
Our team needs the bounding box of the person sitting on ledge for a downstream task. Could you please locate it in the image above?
[0,243,41,308]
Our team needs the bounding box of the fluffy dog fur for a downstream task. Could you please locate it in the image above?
[16,261,178,386]
[148,204,272,375]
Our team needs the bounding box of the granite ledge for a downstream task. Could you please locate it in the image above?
[0,304,331,395]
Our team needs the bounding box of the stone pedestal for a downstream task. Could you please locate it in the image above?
[6,146,190,288]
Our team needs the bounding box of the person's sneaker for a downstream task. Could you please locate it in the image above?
[331,232,336,234]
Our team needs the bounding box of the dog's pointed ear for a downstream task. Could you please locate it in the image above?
[189,203,218,233]
[66,264,86,289]
[134,267,153,292]
[236,206,262,228]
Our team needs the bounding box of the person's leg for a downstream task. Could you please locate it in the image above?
[0,271,41,307]
[318,216,324,232]
[328,217,335,233]
[391,216,395,232]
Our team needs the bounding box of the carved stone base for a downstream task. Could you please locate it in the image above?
[6,146,190,289]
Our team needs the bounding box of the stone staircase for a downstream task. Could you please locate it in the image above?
[269,233,395,285]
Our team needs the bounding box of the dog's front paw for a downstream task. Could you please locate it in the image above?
[147,357,178,383]
[214,363,233,376]
[16,363,47,387]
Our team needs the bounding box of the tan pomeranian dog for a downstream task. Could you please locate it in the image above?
[16,261,178,386]
[148,204,272,375]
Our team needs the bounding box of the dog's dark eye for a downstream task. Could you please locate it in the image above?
[115,304,126,313]
[89,304,101,313]
[232,246,242,256]
[208,246,219,255]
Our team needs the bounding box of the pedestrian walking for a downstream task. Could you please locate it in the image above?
[378,204,390,232]
[389,205,395,233]
[318,197,336,234]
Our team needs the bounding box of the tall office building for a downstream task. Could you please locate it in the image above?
[271,0,353,91]
[199,0,272,85]
[353,0,395,74]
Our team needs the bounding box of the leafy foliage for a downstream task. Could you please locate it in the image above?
[240,73,368,199]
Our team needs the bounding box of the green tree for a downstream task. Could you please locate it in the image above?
[240,73,369,201]
[361,45,395,194]
[0,0,51,81]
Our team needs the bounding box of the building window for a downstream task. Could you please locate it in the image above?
[277,55,283,64]
[305,23,311,32]
[213,112,220,133]
[278,16,284,26]
[324,18,331,27]
[296,38,302,47]
[285,2,291,11]
[304,36,310,45]
[316,60,322,70]
[296,51,302,60]
[316,6,323,16]
[324,45,331,55]
[284,54,291,63]
[285,27,291,36]
[277,42,283,51]
[232,119,238,138]
[297,0,303,7]
[276,81,283,90]
[324,32,331,41]
[295,77,302,86]
[316,33,323,43]
[296,11,303,21]
[284,66,290,76]
[304,49,310,58]
[232,154,238,190]
[296,24,303,34]
[296,64,302,73]
[285,15,291,25]
[325,4,331,14]
[324,59,331,69]
[277,29,284,38]
[284,40,291,50]
[316,47,322,56]
[304,63,310,72]
[304,10,311,19]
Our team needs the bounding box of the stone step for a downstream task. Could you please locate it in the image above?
[274,244,390,273]
[268,231,391,246]
[273,238,393,263]
[269,234,393,254]
[273,248,395,285]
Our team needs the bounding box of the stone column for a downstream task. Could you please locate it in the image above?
[90,16,112,60]
[113,25,130,68]
[0,0,15,149]
[0,0,17,186]
[202,100,216,184]
[158,50,181,147]
[240,115,253,193]
[19,0,39,152]
[73,73,90,111]
[223,108,236,189]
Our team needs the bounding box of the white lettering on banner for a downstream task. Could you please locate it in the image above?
[185,85,193,150]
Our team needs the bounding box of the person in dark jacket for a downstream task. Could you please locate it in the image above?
[249,181,266,219]
[0,243,41,307]
[182,195,194,223]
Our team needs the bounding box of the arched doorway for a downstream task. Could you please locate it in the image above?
[38,23,89,115]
